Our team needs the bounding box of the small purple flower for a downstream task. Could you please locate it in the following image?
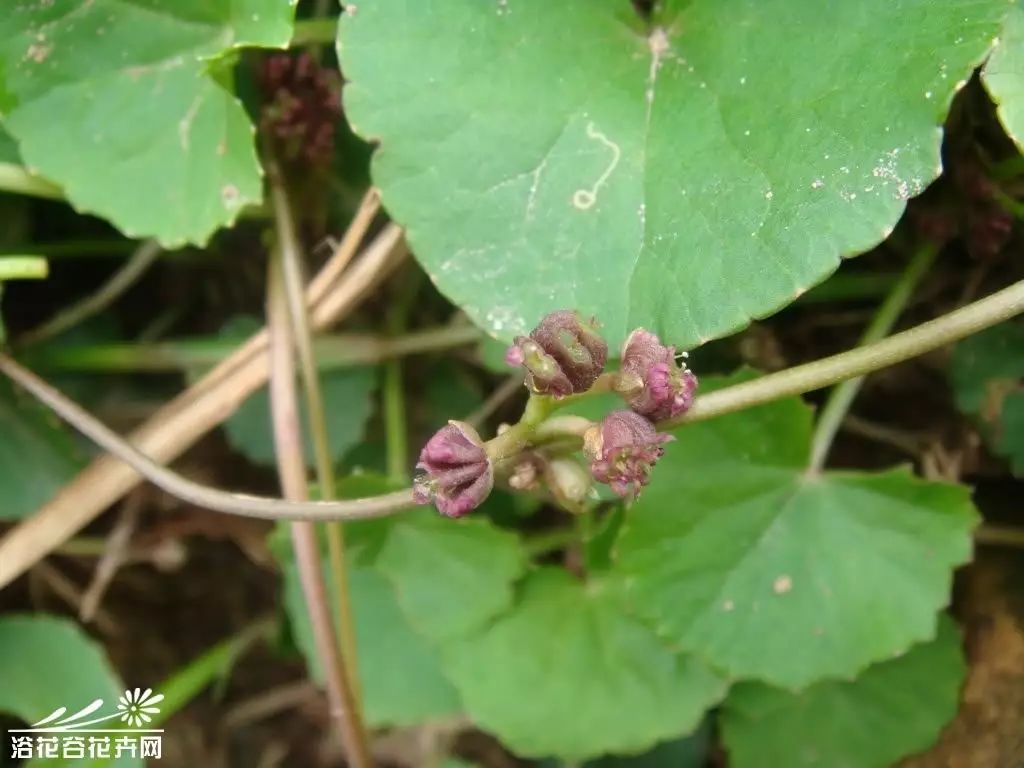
[615,329,697,421]
[413,421,493,517]
[258,52,342,169]
[507,310,608,397]
[584,411,673,500]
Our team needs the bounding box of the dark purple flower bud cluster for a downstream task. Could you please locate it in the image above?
[415,311,697,515]
[258,53,342,169]
[505,310,608,397]
[413,421,493,518]
[584,411,673,500]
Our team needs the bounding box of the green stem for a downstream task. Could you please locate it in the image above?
[793,272,897,305]
[524,527,579,557]
[0,255,48,281]
[0,240,138,259]
[383,273,420,483]
[806,244,937,472]
[18,241,161,346]
[150,619,274,727]
[991,187,1024,221]
[384,357,408,480]
[291,17,337,46]
[664,278,1024,429]
[522,393,556,426]
[25,325,480,372]
[975,524,1024,549]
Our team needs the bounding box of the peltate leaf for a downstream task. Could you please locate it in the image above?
[0,1,297,246]
[0,614,141,768]
[375,511,528,641]
[338,0,1005,347]
[0,378,85,520]
[720,617,965,768]
[275,520,462,727]
[615,373,978,688]
[949,320,1024,475]
[224,366,378,469]
[984,1,1024,149]
[443,568,727,760]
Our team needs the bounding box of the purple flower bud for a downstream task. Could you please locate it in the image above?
[413,421,493,517]
[616,329,697,421]
[506,310,608,397]
[584,411,673,500]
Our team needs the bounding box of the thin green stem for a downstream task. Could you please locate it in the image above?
[991,187,1024,221]
[793,272,897,305]
[384,350,410,483]
[663,278,1024,429]
[464,373,525,428]
[524,527,579,557]
[55,537,110,556]
[24,325,481,372]
[268,158,367,720]
[0,240,138,259]
[291,17,337,46]
[383,273,420,482]
[807,244,937,473]
[150,618,275,727]
[975,524,1024,549]
[0,349,416,520]
[18,240,161,346]
[0,255,48,281]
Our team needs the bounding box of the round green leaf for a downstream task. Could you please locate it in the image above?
[0,1,297,246]
[338,0,1004,347]
[279,554,461,728]
[0,614,141,768]
[949,320,1024,412]
[999,391,1024,474]
[615,374,978,688]
[444,568,727,761]
[984,2,1024,149]
[720,617,965,768]
[376,512,528,641]
[0,379,85,520]
[949,320,1024,475]
[224,366,378,469]
[274,509,462,728]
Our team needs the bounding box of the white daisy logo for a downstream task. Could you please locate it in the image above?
[116,688,163,728]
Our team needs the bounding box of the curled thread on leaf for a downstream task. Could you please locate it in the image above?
[413,420,493,517]
[507,310,608,397]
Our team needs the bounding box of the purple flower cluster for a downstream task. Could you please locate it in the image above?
[414,311,698,516]
[258,53,342,168]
